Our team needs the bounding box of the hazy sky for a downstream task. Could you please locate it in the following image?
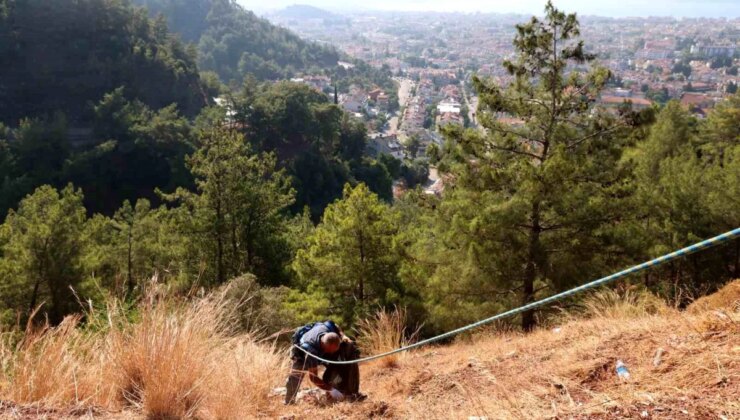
[238,0,740,18]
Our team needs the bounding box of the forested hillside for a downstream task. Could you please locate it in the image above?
[0,0,210,217]
[0,0,206,124]
[132,0,394,94]
[0,0,396,218]
[0,0,405,325]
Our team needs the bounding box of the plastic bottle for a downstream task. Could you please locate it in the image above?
[616,360,630,380]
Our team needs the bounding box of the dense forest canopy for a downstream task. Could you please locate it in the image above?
[0,0,206,124]
[221,79,396,218]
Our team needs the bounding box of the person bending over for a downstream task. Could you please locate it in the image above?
[284,320,364,404]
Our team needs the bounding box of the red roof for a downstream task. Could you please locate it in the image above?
[600,96,652,107]
[680,93,713,108]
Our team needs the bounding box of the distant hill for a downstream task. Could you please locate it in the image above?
[133,0,341,82]
[276,4,338,20]
[133,0,395,96]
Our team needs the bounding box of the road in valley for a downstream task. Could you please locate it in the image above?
[460,81,479,130]
[387,78,415,135]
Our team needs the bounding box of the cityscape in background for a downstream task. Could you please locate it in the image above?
[257,5,739,194]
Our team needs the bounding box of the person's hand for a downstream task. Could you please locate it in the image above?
[328,388,345,401]
[341,335,353,344]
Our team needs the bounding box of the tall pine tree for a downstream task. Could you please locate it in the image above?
[165,120,294,286]
[421,1,643,330]
[293,183,402,325]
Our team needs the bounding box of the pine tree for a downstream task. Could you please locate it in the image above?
[632,95,740,296]
[83,199,186,296]
[427,1,642,330]
[0,185,87,324]
[293,183,401,325]
[165,121,294,286]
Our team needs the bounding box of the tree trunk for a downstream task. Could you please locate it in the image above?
[691,254,700,291]
[734,240,739,279]
[127,224,134,296]
[216,199,224,285]
[246,214,255,271]
[522,201,541,332]
[28,278,42,317]
[358,230,365,305]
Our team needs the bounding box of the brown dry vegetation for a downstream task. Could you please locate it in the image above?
[0,288,286,419]
[356,307,419,370]
[1,281,738,419]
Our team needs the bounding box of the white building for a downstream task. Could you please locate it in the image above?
[437,98,462,114]
[367,133,405,160]
[341,94,368,113]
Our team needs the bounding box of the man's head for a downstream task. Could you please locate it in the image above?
[320,332,341,354]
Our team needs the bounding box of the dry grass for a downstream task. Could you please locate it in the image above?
[106,294,230,417]
[2,315,103,408]
[1,281,739,419]
[200,337,285,419]
[275,282,739,420]
[574,287,672,320]
[356,307,419,369]
[688,278,740,314]
[0,286,286,419]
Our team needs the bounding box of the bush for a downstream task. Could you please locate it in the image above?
[687,279,740,314]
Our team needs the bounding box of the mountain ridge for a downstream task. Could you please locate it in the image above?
[276,4,339,20]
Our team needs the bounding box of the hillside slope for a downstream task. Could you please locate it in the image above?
[272,287,739,419]
[1,283,737,419]
[133,0,339,82]
[276,4,339,20]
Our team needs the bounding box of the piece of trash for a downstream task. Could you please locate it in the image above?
[469,417,488,420]
[635,392,655,402]
[616,360,630,380]
[552,327,562,333]
[653,348,664,367]
[270,387,287,396]
[640,410,649,418]
[681,409,689,415]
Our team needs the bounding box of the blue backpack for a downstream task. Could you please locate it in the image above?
[292,320,340,346]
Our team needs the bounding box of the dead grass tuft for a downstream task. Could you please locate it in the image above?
[106,294,231,417]
[356,307,419,369]
[3,315,99,407]
[572,287,672,320]
[202,337,285,418]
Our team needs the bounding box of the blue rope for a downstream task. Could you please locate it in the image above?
[293,227,740,365]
